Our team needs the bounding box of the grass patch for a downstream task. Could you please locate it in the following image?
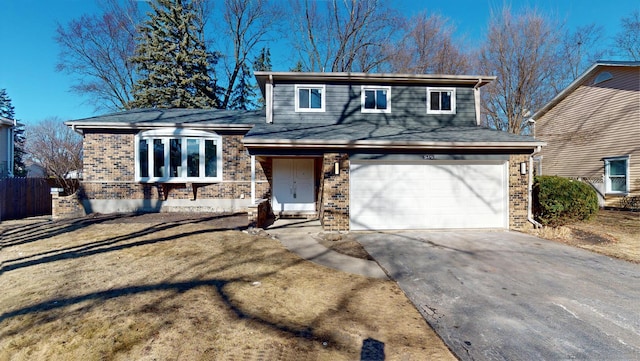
[527,210,640,263]
[0,214,454,360]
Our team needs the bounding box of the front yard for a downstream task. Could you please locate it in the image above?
[0,213,454,360]
[528,210,640,263]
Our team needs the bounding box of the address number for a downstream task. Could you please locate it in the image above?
[423,155,435,160]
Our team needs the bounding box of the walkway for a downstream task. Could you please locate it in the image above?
[265,219,387,279]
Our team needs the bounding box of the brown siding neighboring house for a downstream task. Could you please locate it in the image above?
[532,61,640,208]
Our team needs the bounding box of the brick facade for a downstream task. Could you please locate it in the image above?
[320,153,350,231]
[71,131,533,231]
[67,131,268,215]
[509,154,532,230]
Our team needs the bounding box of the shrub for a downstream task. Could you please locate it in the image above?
[533,176,599,226]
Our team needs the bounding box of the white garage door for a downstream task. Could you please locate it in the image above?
[349,161,508,230]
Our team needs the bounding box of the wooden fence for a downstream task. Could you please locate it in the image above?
[0,178,52,221]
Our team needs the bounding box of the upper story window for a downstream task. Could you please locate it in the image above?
[427,87,456,114]
[295,85,325,112]
[135,128,222,183]
[361,86,390,113]
[603,155,630,194]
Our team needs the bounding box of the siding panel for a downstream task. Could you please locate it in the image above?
[536,66,640,202]
[272,81,477,127]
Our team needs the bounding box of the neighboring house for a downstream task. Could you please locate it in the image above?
[0,116,15,178]
[532,61,640,208]
[66,72,544,231]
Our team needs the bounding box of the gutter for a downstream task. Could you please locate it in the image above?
[243,139,546,150]
[65,122,256,132]
[528,146,543,228]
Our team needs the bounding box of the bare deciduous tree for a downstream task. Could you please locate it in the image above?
[26,118,83,194]
[478,8,563,134]
[385,12,470,74]
[219,0,282,109]
[55,0,141,111]
[613,10,640,60]
[288,0,400,72]
[559,23,606,88]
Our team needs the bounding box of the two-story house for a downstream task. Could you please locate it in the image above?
[65,72,543,231]
[0,116,15,178]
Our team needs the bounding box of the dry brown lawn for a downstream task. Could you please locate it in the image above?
[527,210,640,263]
[0,213,454,361]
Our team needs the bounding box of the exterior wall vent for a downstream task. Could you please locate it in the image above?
[593,71,613,85]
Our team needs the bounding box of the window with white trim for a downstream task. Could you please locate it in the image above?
[135,129,222,182]
[361,86,390,113]
[427,87,456,114]
[603,156,630,194]
[295,85,325,112]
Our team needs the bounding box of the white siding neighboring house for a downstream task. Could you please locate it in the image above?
[0,116,15,178]
[532,61,640,208]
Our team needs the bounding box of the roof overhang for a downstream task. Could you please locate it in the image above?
[531,60,640,120]
[243,138,545,151]
[0,116,16,127]
[65,121,255,134]
[254,71,496,96]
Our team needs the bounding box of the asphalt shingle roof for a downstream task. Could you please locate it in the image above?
[244,122,542,145]
[66,108,265,128]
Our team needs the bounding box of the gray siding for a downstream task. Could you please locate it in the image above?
[272,81,477,127]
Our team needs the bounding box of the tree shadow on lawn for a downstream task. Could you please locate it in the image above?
[0,213,130,249]
[0,213,247,275]
[0,247,390,357]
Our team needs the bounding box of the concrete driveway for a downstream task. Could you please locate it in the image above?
[354,230,640,360]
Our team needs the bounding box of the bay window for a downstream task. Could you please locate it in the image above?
[136,129,222,182]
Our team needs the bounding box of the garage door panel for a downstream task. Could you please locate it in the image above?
[350,161,508,230]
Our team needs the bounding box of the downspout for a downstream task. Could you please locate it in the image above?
[266,74,274,124]
[250,155,256,204]
[473,78,482,126]
[528,145,543,228]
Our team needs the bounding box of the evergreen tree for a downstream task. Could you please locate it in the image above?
[131,0,218,108]
[252,47,272,109]
[0,89,26,176]
[290,60,304,72]
[228,63,256,110]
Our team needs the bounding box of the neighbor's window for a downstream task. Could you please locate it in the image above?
[361,86,390,113]
[427,87,456,114]
[603,156,629,194]
[136,129,222,182]
[295,85,325,112]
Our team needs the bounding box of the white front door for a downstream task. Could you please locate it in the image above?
[272,158,316,214]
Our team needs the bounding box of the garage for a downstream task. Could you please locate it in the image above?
[349,160,509,230]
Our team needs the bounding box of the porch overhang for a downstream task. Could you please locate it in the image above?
[243,123,545,155]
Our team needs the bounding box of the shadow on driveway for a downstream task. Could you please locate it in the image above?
[355,230,640,361]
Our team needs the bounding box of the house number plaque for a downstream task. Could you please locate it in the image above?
[423,154,436,160]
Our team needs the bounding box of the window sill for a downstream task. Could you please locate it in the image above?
[427,110,456,115]
[137,178,221,184]
[604,192,629,197]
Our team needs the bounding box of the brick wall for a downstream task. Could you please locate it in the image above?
[73,131,268,210]
[52,190,85,220]
[83,133,135,181]
[320,153,350,231]
[509,154,532,230]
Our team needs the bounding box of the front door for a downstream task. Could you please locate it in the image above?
[272,158,315,214]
